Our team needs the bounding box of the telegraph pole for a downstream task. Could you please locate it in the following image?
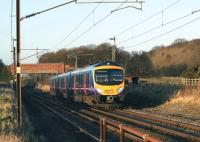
[75,56,78,69]
[68,53,93,68]
[13,45,16,91]
[16,0,22,127]
[110,37,116,62]
[13,39,16,76]
[13,46,16,76]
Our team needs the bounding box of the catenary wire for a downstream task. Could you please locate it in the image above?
[118,10,199,45]
[63,0,138,48]
[21,0,132,60]
[52,0,103,50]
[20,0,180,60]
[122,15,200,50]
[20,0,76,21]
[113,0,181,37]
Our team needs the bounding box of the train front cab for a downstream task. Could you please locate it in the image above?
[93,65,124,103]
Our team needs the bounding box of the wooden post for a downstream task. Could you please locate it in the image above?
[119,124,124,142]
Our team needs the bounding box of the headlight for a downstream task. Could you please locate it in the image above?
[96,88,102,94]
[117,87,123,94]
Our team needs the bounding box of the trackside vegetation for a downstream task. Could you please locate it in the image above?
[39,39,200,78]
[0,59,11,82]
[0,88,37,142]
[159,86,200,116]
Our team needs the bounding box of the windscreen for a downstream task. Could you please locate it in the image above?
[95,69,123,85]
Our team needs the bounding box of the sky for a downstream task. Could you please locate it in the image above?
[0,0,200,65]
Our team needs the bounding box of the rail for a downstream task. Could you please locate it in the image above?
[99,117,161,142]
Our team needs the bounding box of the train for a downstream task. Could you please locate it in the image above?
[49,61,125,105]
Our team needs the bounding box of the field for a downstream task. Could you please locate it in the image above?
[159,86,200,116]
[123,83,180,108]
[124,77,200,116]
[0,88,36,142]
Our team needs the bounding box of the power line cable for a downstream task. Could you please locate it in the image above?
[20,0,76,21]
[20,0,143,61]
[26,11,199,60]
[63,0,140,48]
[123,15,200,50]
[52,0,103,50]
[20,50,49,61]
[114,0,181,37]
[76,1,144,4]
[21,0,133,60]
[115,0,129,10]
[10,0,14,64]
[118,10,199,45]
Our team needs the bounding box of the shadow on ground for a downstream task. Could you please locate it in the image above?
[123,84,181,109]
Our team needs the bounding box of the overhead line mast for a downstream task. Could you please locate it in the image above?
[16,0,76,128]
[16,0,21,127]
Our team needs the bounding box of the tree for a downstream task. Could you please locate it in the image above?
[171,38,187,46]
[128,52,153,76]
[0,59,11,82]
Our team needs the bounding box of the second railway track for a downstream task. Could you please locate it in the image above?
[28,91,200,142]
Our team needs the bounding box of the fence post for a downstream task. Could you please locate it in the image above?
[119,124,124,142]
[100,117,103,142]
[103,118,106,142]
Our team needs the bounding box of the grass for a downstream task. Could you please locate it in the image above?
[0,88,38,142]
[0,89,20,142]
[123,84,180,108]
[124,82,200,118]
[159,86,200,116]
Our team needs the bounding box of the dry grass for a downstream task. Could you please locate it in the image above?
[160,86,200,115]
[0,89,38,142]
[0,89,20,142]
[0,134,22,142]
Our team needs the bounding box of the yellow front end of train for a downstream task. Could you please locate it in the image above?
[93,65,124,103]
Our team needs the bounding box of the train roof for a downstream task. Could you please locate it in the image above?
[50,61,123,80]
[93,61,121,67]
[71,61,122,73]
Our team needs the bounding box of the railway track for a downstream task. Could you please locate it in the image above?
[28,93,200,141]
[28,96,101,142]
[142,108,200,123]
[91,107,200,141]
[27,93,161,142]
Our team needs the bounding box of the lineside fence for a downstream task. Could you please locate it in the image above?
[180,78,200,86]
[99,117,161,142]
[129,78,200,87]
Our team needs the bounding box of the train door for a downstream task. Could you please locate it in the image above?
[63,75,67,98]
